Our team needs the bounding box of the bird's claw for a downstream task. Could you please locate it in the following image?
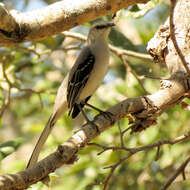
[87,121,100,133]
[100,111,115,125]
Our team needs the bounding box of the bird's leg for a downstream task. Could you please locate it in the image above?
[84,102,114,125]
[78,104,99,132]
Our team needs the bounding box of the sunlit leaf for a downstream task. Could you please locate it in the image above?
[0,138,24,161]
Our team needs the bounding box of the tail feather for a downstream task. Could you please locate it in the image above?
[26,114,57,169]
[27,74,69,169]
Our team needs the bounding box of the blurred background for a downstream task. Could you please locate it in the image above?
[1,0,190,189]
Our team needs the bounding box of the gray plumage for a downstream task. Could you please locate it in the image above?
[27,21,114,169]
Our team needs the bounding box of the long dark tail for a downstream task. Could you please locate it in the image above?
[26,114,57,169]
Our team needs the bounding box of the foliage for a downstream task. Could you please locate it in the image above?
[0,1,190,190]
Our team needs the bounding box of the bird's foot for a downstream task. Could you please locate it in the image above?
[84,103,114,124]
[87,120,100,133]
[99,111,115,125]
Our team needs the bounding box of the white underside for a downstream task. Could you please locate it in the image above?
[79,40,110,101]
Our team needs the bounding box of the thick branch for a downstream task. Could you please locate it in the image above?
[169,0,190,75]
[0,0,149,46]
[147,0,190,76]
[0,76,189,189]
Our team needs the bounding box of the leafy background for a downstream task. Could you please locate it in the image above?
[0,0,190,190]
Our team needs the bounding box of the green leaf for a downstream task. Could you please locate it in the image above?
[109,28,137,51]
[128,5,140,12]
[122,0,163,19]
[0,138,24,161]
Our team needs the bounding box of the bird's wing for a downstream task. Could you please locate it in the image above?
[67,46,95,110]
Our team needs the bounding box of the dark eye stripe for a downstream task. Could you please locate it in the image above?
[95,24,107,29]
[95,22,115,29]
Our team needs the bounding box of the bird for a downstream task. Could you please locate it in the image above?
[26,21,115,169]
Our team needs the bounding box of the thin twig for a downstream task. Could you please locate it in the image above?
[182,170,186,180]
[119,55,149,94]
[89,132,190,155]
[15,43,82,58]
[161,155,190,190]
[1,63,49,114]
[62,31,153,61]
[14,45,41,57]
[0,38,83,115]
[103,153,133,190]
[139,75,170,80]
[117,121,124,147]
[155,146,160,161]
[169,0,190,75]
[88,132,190,190]
[0,63,11,116]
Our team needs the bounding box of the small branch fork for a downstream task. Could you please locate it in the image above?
[88,130,190,190]
[0,41,76,116]
[61,31,153,62]
[0,62,43,110]
[161,155,190,190]
[0,62,53,115]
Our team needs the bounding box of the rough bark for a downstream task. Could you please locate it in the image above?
[147,0,190,76]
[0,0,149,46]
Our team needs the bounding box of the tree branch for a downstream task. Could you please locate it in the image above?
[161,155,190,190]
[169,0,190,75]
[0,73,189,189]
[147,0,190,76]
[0,0,149,46]
[62,31,153,61]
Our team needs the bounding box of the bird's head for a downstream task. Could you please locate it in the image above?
[87,21,115,42]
